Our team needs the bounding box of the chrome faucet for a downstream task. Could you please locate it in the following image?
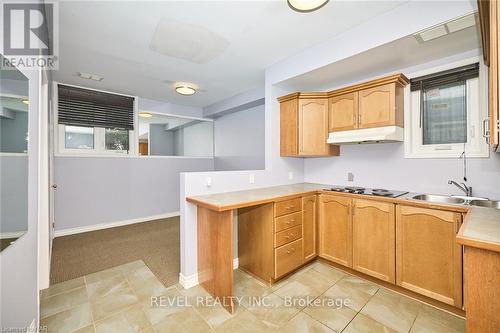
[448,180,472,197]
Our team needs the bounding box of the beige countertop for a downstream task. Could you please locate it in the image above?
[186,182,500,252]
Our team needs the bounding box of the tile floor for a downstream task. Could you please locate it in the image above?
[40,260,465,333]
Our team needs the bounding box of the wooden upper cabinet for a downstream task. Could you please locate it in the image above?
[352,199,395,283]
[327,74,408,132]
[328,92,358,132]
[302,195,317,262]
[396,205,463,308]
[358,83,403,129]
[280,98,299,156]
[299,98,330,155]
[278,93,340,157]
[479,0,500,149]
[490,0,499,148]
[318,194,352,267]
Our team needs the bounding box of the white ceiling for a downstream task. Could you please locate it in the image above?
[278,24,481,92]
[54,0,408,108]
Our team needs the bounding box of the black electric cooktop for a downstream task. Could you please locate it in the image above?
[324,186,408,198]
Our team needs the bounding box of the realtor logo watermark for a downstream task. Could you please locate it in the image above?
[1,2,58,69]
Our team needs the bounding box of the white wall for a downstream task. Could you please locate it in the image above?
[178,0,478,285]
[214,104,265,171]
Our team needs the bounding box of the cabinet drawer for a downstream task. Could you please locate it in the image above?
[275,198,302,217]
[274,225,302,248]
[275,239,303,278]
[275,212,302,232]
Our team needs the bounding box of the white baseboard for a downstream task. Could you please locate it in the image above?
[0,231,26,239]
[54,211,180,237]
[178,258,239,289]
[179,272,199,289]
[28,318,37,333]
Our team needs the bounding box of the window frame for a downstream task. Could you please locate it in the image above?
[404,57,490,158]
[53,82,137,157]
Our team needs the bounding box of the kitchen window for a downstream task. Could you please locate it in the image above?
[56,84,136,155]
[405,60,489,158]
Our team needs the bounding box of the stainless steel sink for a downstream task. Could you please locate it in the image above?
[468,200,500,209]
[412,194,465,204]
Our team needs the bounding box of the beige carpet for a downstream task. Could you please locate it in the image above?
[50,216,180,288]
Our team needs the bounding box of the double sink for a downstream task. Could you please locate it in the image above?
[412,194,500,209]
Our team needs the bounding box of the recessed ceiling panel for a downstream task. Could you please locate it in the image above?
[150,18,230,64]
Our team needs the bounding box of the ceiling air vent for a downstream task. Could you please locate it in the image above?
[413,13,477,43]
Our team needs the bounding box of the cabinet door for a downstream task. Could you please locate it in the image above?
[319,195,352,267]
[302,195,317,262]
[352,199,395,283]
[490,0,500,146]
[298,98,329,156]
[329,92,358,132]
[280,98,298,156]
[396,206,463,307]
[358,83,396,129]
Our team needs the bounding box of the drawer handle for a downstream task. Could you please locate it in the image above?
[285,205,295,210]
[287,248,296,254]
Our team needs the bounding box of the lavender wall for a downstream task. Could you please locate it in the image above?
[54,156,214,230]
[214,104,265,171]
[305,143,500,199]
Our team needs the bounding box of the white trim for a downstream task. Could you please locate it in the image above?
[28,318,37,333]
[178,258,238,289]
[0,153,28,156]
[138,110,214,123]
[0,231,26,239]
[54,211,180,237]
[53,153,214,159]
[38,68,51,290]
[179,272,199,289]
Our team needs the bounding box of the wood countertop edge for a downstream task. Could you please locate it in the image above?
[456,211,500,253]
[186,187,499,252]
[186,189,469,213]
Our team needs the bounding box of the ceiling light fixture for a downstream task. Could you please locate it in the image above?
[288,0,329,13]
[22,98,29,105]
[139,112,153,118]
[175,84,196,96]
[78,72,104,81]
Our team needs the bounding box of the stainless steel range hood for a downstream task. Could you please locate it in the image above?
[327,126,404,144]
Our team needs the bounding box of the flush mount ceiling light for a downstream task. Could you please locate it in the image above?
[288,0,329,13]
[138,112,153,118]
[21,98,29,105]
[175,84,196,96]
[78,72,104,82]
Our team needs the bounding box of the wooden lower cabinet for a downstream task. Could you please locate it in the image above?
[463,246,500,332]
[319,194,352,267]
[352,199,395,283]
[302,195,317,262]
[396,206,463,307]
[275,239,303,278]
